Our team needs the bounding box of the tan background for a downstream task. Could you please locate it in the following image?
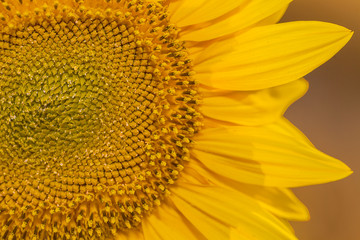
[281,1,360,240]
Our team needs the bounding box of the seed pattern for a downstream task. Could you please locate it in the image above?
[0,0,201,239]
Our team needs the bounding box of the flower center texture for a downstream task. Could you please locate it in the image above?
[0,1,201,239]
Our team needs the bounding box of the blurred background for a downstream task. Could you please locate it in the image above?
[281,1,360,239]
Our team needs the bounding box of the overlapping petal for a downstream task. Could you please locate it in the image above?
[194,21,353,90]
[180,0,291,41]
[201,78,308,126]
[168,0,245,27]
[172,182,296,240]
[239,185,310,221]
[193,119,352,187]
[142,203,201,240]
[255,4,289,26]
[116,228,145,240]
[183,160,310,221]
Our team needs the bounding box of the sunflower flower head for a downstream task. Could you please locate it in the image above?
[0,0,352,239]
[0,0,200,238]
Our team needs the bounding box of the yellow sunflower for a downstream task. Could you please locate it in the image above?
[0,0,352,239]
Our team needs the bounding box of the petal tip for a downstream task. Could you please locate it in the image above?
[330,23,354,39]
[327,164,353,183]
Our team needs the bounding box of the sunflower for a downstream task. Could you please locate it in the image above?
[0,0,352,239]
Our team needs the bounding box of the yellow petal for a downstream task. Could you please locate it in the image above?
[268,117,314,146]
[255,3,289,26]
[239,185,310,221]
[171,193,230,239]
[183,159,309,221]
[168,0,245,27]
[142,203,201,240]
[181,0,291,41]
[172,182,296,240]
[194,122,352,187]
[201,78,308,126]
[116,228,144,240]
[194,21,353,90]
[192,148,266,185]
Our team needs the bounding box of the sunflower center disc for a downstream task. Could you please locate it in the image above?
[0,1,200,239]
